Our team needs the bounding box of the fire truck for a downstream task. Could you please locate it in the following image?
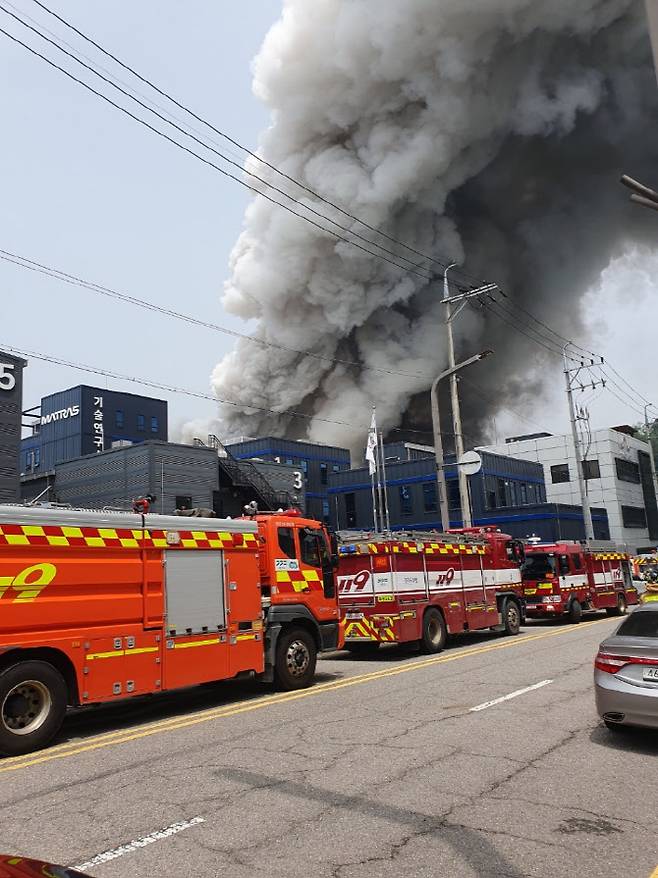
[0,504,339,756]
[519,539,639,622]
[337,527,525,652]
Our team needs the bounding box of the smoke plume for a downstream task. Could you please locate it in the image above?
[210,0,658,453]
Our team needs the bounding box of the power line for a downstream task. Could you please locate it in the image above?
[0,20,436,283]
[0,247,433,380]
[28,0,460,277]
[0,4,443,282]
[2,342,475,442]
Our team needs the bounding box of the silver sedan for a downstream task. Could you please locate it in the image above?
[594,604,658,731]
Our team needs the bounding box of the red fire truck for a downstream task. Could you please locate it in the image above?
[0,504,339,756]
[337,527,525,652]
[519,539,639,622]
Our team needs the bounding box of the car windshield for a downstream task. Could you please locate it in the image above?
[616,611,658,638]
[521,552,555,580]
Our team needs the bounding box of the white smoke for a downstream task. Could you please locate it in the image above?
[209,0,657,452]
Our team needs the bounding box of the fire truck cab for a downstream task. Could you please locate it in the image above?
[0,503,339,756]
[520,539,639,622]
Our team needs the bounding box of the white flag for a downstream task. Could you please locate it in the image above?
[365,408,377,476]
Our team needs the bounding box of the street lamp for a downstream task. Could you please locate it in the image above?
[432,350,494,531]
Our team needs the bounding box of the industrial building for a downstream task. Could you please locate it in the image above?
[328,447,610,542]
[21,384,168,478]
[482,427,658,550]
[0,350,27,503]
[21,439,305,517]
[225,436,351,522]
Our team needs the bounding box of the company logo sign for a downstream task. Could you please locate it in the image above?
[40,405,80,425]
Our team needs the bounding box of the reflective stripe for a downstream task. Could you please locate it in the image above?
[86,647,159,661]
[172,638,221,650]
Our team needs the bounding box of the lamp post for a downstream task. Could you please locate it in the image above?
[432,350,494,531]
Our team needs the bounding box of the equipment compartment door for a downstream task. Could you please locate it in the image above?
[165,550,226,634]
[163,550,229,690]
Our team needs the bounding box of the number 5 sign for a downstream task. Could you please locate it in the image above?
[0,363,16,391]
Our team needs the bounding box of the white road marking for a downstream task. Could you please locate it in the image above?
[470,679,553,712]
[73,816,205,871]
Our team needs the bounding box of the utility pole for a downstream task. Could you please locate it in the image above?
[563,342,602,542]
[432,350,494,531]
[441,269,498,528]
[643,403,658,504]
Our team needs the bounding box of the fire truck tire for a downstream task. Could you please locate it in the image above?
[606,594,627,617]
[274,627,317,691]
[568,599,583,624]
[0,661,67,756]
[421,608,447,654]
[501,599,521,636]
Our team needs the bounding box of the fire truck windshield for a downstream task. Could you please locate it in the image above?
[521,552,556,580]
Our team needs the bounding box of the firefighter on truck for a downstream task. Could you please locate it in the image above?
[0,503,339,757]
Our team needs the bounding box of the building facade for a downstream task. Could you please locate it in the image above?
[225,437,351,522]
[21,385,168,476]
[483,427,658,550]
[328,447,609,541]
[0,350,27,502]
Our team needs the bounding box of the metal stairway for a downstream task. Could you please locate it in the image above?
[195,435,294,511]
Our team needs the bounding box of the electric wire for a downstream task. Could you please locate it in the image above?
[0,4,444,282]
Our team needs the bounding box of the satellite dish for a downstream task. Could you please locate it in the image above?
[458,450,482,476]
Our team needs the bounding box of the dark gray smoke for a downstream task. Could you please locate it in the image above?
[208,0,658,452]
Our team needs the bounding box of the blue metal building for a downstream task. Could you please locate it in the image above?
[225,437,351,522]
[328,447,610,541]
[21,385,167,475]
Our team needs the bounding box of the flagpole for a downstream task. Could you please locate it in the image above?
[366,407,380,532]
[379,431,391,533]
[375,438,385,534]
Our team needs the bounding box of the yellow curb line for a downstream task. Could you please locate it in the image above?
[0,616,614,774]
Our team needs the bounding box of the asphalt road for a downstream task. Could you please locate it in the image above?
[0,616,656,878]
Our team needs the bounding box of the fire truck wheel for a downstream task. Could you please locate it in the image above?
[568,599,583,624]
[606,594,627,617]
[274,628,317,691]
[421,608,447,654]
[0,661,67,756]
[501,599,521,636]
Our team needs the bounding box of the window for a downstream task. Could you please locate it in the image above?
[520,483,528,505]
[175,495,192,510]
[621,505,647,529]
[422,482,437,513]
[332,464,340,473]
[278,527,297,559]
[115,409,124,428]
[285,458,293,466]
[320,463,328,485]
[137,414,145,432]
[487,489,497,510]
[521,552,556,580]
[582,459,600,480]
[322,500,330,522]
[617,610,658,638]
[151,416,159,433]
[345,492,357,528]
[573,554,583,571]
[558,555,570,576]
[497,478,509,508]
[300,460,308,476]
[299,527,326,568]
[399,485,412,517]
[551,464,570,484]
[616,457,641,484]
